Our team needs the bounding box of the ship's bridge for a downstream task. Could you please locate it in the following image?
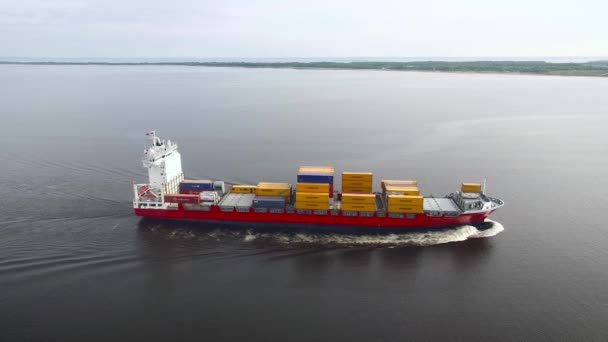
[133,131,185,208]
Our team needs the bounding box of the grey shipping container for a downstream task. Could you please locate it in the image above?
[252,196,286,209]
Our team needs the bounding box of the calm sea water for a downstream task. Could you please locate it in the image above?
[1,65,607,341]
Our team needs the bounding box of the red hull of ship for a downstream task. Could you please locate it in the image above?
[134,206,494,230]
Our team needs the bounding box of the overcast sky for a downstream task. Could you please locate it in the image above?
[1,0,606,58]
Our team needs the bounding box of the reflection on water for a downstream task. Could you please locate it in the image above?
[132,219,503,293]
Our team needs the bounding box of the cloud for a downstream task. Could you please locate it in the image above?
[0,0,606,57]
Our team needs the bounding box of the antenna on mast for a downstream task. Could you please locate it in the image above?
[146,130,162,147]
[483,177,487,195]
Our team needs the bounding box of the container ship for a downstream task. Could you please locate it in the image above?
[133,131,504,232]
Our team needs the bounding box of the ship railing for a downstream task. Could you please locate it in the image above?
[142,143,178,165]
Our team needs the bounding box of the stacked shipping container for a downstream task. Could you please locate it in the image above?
[386,195,424,213]
[296,182,330,193]
[384,186,420,196]
[296,166,334,209]
[179,180,214,194]
[341,193,376,211]
[253,182,292,209]
[166,179,220,204]
[341,172,373,194]
[175,173,432,213]
[340,172,376,211]
[295,192,330,210]
[381,180,418,191]
[381,180,423,213]
[256,182,291,198]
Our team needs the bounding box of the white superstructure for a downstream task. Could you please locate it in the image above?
[133,131,184,209]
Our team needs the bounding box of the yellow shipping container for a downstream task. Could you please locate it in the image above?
[385,186,420,196]
[297,183,330,193]
[462,183,482,193]
[296,192,329,203]
[257,182,291,189]
[387,190,421,196]
[388,202,423,208]
[387,188,420,196]
[231,185,257,193]
[342,187,372,194]
[342,172,373,181]
[341,193,376,204]
[342,180,373,188]
[341,203,376,212]
[295,201,330,210]
[382,180,418,185]
[387,200,423,208]
[381,180,418,190]
[298,166,335,173]
[387,195,424,206]
[343,187,373,194]
[387,205,424,214]
[256,188,291,197]
[384,185,419,191]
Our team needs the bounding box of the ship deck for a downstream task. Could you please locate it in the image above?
[423,197,460,214]
[215,192,461,215]
[219,193,256,207]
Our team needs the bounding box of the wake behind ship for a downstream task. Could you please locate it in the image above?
[133,131,504,232]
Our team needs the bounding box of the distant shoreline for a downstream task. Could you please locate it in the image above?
[1,60,607,77]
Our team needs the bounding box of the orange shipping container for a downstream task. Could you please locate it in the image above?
[462,183,482,193]
[256,187,291,197]
[298,166,335,173]
[341,193,376,204]
[342,187,372,194]
[342,180,373,188]
[297,183,330,193]
[341,203,376,212]
[385,186,420,196]
[381,180,418,191]
[295,201,330,210]
[231,185,257,193]
[296,192,329,203]
[342,172,373,181]
[387,195,424,206]
[387,205,424,214]
[257,182,291,189]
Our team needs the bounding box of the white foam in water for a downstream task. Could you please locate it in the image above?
[152,221,504,247]
[240,220,505,247]
[243,231,257,242]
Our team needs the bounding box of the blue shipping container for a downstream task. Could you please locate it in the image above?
[297,172,334,184]
[252,196,286,209]
[180,181,214,191]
